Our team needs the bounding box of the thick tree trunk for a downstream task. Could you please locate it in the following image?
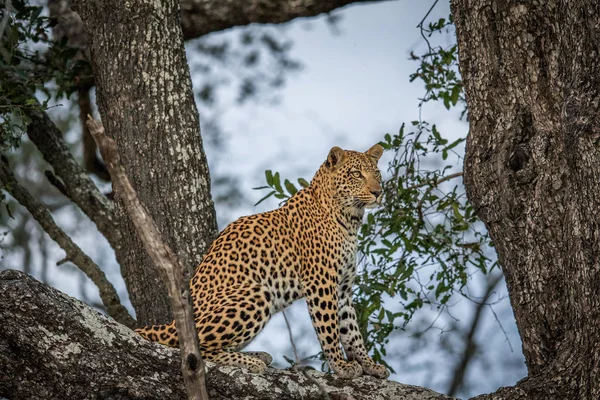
[71,0,219,325]
[452,1,600,399]
[0,270,452,400]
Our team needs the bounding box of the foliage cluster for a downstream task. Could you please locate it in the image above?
[0,1,92,151]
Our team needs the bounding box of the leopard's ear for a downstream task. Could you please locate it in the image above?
[365,144,384,161]
[325,146,346,169]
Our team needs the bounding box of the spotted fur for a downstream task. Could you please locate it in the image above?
[135,144,389,379]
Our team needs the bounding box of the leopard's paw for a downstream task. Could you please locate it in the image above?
[244,358,267,374]
[245,351,273,366]
[362,362,389,379]
[332,360,363,379]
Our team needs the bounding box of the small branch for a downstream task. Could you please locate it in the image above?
[415,0,440,53]
[0,156,135,328]
[79,86,110,181]
[86,116,208,400]
[446,273,503,397]
[488,300,514,353]
[282,311,331,400]
[416,0,440,30]
[404,172,464,192]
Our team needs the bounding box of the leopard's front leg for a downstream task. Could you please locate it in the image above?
[303,279,362,379]
[338,288,390,379]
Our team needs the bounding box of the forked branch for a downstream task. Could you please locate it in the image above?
[86,116,208,400]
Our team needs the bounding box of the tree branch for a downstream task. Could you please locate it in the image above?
[86,117,208,400]
[0,157,135,328]
[0,269,453,400]
[283,310,331,400]
[49,0,390,43]
[180,0,391,40]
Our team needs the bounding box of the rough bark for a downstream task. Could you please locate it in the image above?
[0,270,453,400]
[452,1,600,399]
[71,0,219,325]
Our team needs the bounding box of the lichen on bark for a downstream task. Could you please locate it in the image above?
[0,270,453,400]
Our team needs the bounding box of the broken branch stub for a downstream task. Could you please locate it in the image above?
[86,116,209,400]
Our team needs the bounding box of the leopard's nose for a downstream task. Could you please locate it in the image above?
[371,190,382,198]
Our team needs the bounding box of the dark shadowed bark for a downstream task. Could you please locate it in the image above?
[0,270,453,400]
[452,1,600,399]
[179,0,389,40]
[71,0,219,325]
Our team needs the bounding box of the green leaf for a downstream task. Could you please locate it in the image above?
[442,93,451,109]
[452,202,463,222]
[284,179,298,195]
[273,172,283,193]
[265,170,274,186]
[443,138,464,153]
[435,283,447,299]
[450,84,461,106]
[298,178,309,188]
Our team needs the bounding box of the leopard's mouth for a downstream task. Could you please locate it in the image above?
[363,194,382,209]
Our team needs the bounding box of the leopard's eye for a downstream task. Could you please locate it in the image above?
[350,170,362,179]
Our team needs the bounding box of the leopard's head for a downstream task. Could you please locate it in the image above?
[324,144,384,210]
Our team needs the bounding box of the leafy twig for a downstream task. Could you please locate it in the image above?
[415,0,441,55]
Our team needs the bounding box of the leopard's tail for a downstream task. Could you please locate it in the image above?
[134,320,179,347]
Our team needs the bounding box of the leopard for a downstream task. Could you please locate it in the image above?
[135,144,389,379]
